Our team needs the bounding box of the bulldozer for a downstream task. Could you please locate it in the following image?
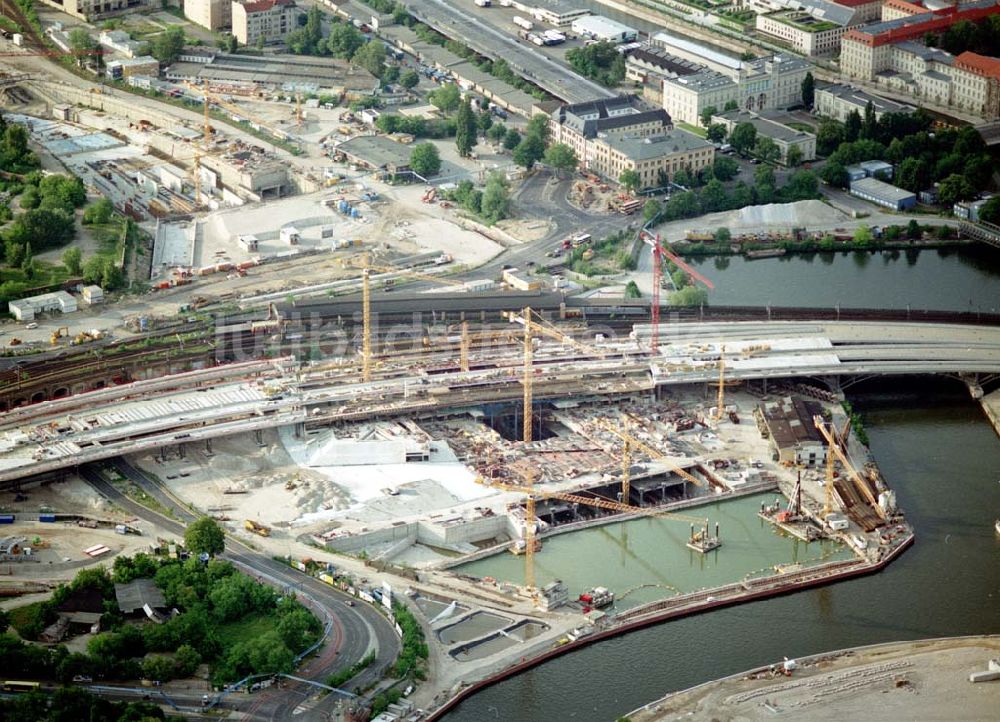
[244,519,271,537]
[50,327,69,346]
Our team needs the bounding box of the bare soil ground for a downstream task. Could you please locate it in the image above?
[634,636,1000,722]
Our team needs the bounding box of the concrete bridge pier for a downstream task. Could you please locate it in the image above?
[293,422,306,439]
[205,438,213,456]
[254,429,265,447]
[177,443,186,460]
[962,373,984,400]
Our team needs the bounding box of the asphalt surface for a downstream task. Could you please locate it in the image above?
[79,462,401,721]
[403,0,615,103]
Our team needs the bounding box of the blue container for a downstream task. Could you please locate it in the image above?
[139,317,149,332]
[39,514,56,523]
[0,514,14,524]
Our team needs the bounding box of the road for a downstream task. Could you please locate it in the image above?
[403,0,614,103]
[79,462,401,721]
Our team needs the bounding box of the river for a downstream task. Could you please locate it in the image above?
[441,384,1000,718]
[690,246,1000,313]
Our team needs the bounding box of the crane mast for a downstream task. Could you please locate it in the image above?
[522,306,533,443]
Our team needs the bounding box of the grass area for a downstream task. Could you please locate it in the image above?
[0,16,20,32]
[677,121,708,138]
[787,122,815,133]
[216,614,280,648]
[117,481,176,520]
[8,600,46,635]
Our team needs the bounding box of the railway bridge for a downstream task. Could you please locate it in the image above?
[0,316,998,488]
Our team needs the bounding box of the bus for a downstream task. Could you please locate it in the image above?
[3,681,41,693]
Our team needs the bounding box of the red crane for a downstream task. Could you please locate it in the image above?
[640,231,715,352]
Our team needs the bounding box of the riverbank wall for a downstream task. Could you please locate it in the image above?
[424,532,914,721]
[979,388,1000,439]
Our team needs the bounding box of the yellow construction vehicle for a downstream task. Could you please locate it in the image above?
[244,519,271,537]
[50,327,69,346]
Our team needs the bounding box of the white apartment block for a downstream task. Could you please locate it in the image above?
[755,12,857,56]
[232,0,301,47]
[662,54,809,125]
[185,0,234,32]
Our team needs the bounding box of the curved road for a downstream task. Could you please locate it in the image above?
[79,462,400,721]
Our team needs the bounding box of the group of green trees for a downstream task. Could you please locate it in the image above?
[512,114,550,170]
[6,542,321,687]
[817,108,990,206]
[0,688,165,722]
[642,165,821,227]
[926,15,1000,56]
[3,172,86,278]
[286,7,389,80]
[565,41,626,87]
[441,174,512,223]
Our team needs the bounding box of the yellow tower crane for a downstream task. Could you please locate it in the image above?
[594,419,706,504]
[814,415,887,521]
[503,307,606,443]
[344,255,466,381]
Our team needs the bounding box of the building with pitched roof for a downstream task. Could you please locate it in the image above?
[814,83,916,121]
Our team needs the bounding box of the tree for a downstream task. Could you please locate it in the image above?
[174,644,202,678]
[712,155,739,182]
[801,71,815,108]
[715,227,731,243]
[897,157,929,193]
[907,219,923,239]
[723,99,739,112]
[276,609,316,653]
[487,122,507,145]
[3,208,75,250]
[938,173,976,205]
[184,517,225,557]
[353,41,387,79]
[543,143,577,177]
[978,196,1000,225]
[480,172,511,223]
[143,655,175,682]
[706,123,727,143]
[0,608,8,634]
[565,41,626,86]
[68,28,99,68]
[729,122,757,156]
[409,142,441,177]
[429,83,461,114]
[642,198,662,224]
[786,145,803,168]
[502,128,521,151]
[699,105,718,128]
[854,225,873,245]
[454,100,477,158]
[327,23,364,58]
[19,186,39,209]
[699,179,728,213]
[305,6,323,48]
[845,109,862,142]
[781,170,819,201]
[820,161,849,189]
[860,100,878,140]
[83,197,113,225]
[39,174,87,210]
[400,69,419,90]
[618,168,641,194]
[382,65,400,85]
[512,133,544,170]
[151,26,184,65]
[815,118,845,156]
[753,137,780,165]
[668,286,708,306]
[624,280,641,299]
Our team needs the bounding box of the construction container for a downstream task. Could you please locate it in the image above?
[0,514,14,524]
[320,225,334,238]
[39,514,56,523]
